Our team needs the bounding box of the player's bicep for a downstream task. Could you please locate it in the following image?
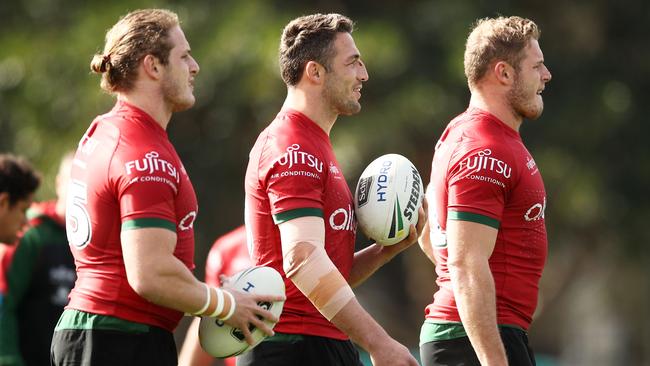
[445,219,498,267]
[278,216,325,268]
[121,228,177,287]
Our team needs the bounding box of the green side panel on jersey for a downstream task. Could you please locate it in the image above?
[448,211,500,229]
[419,321,467,344]
[121,218,176,232]
[420,320,524,345]
[54,309,150,333]
[262,332,306,343]
[273,208,323,224]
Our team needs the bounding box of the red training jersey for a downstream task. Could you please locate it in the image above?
[65,100,198,332]
[426,107,548,330]
[204,225,251,287]
[245,109,356,340]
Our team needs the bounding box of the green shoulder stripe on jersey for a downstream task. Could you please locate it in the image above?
[448,211,500,229]
[55,309,150,333]
[121,218,176,232]
[420,320,524,345]
[273,208,323,224]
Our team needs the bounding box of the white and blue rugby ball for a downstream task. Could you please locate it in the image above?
[354,154,424,246]
[199,266,285,358]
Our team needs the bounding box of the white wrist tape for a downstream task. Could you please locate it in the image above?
[208,288,225,318]
[219,290,236,321]
[193,283,211,316]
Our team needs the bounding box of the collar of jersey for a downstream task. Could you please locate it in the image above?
[465,106,521,139]
[111,99,167,137]
[279,108,331,145]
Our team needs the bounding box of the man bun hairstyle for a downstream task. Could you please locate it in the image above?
[90,8,179,93]
[464,16,540,89]
[279,13,354,86]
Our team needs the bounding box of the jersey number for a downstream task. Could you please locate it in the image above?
[66,180,92,249]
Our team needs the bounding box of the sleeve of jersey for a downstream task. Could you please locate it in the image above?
[263,138,326,225]
[112,148,179,233]
[204,243,223,287]
[447,143,516,229]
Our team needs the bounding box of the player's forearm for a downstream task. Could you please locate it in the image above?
[349,243,391,287]
[178,317,214,366]
[418,221,436,265]
[330,297,391,352]
[450,261,508,366]
[128,253,206,314]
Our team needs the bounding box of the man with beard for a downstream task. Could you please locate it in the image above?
[50,9,281,366]
[418,16,552,366]
[240,13,424,366]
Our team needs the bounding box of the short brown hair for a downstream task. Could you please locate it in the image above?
[90,9,179,93]
[279,13,354,86]
[464,16,540,88]
[0,154,40,206]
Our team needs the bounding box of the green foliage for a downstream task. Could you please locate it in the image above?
[1,0,649,362]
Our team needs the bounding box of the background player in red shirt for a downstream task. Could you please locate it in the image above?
[0,154,40,335]
[0,152,75,366]
[50,9,281,366]
[419,16,552,366]
[178,225,251,366]
[241,13,425,366]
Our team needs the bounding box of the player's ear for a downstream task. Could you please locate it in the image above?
[142,54,162,80]
[494,61,514,86]
[304,61,325,84]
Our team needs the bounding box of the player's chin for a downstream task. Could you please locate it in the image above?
[339,102,361,116]
[172,96,196,112]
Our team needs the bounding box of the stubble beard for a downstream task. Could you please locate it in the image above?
[508,75,543,121]
[162,73,195,113]
[323,77,361,116]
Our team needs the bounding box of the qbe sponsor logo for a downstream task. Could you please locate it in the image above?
[329,204,356,232]
[524,197,546,222]
[179,211,197,231]
[125,151,180,184]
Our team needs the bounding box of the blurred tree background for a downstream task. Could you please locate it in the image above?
[1,0,648,364]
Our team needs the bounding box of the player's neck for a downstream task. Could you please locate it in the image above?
[118,92,172,130]
[283,88,337,135]
[469,92,522,132]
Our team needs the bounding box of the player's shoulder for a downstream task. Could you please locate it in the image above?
[256,111,324,160]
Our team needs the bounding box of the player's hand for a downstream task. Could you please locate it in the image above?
[221,287,285,346]
[368,338,419,366]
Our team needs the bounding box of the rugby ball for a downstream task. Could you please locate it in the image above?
[199,266,285,358]
[354,154,424,246]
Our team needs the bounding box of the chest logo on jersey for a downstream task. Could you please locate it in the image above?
[125,151,180,184]
[329,204,356,232]
[524,197,546,222]
[461,149,512,179]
